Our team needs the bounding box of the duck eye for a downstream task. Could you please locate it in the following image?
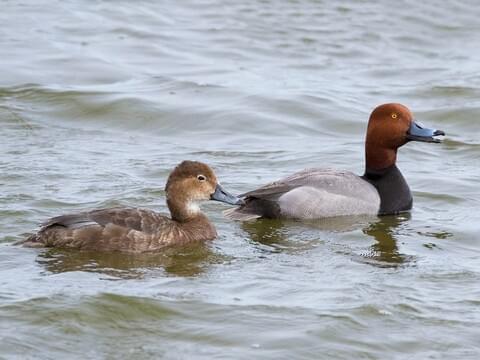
[197,175,206,181]
[391,113,398,119]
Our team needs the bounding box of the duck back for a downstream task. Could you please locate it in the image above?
[225,168,380,220]
[22,207,216,253]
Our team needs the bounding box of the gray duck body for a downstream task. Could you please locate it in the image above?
[225,168,381,220]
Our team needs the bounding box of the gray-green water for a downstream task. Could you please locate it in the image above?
[1,1,480,358]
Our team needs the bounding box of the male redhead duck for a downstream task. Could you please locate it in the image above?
[225,103,445,220]
[22,161,242,252]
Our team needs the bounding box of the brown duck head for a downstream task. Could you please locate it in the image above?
[365,103,445,171]
[165,161,242,222]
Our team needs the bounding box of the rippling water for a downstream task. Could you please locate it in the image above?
[1,0,480,358]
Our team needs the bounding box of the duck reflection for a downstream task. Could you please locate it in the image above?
[240,218,321,253]
[361,213,413,267]
[240,213,412,267]
[241,219,288,245]
[35,242,225,279]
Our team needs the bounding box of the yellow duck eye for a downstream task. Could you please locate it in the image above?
[391,113,398,119]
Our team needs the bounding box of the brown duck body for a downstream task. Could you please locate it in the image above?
[21,161,241,253]
[23,208,216,253]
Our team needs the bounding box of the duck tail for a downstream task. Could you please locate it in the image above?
[14,232,45,247]
[223,207,262,221]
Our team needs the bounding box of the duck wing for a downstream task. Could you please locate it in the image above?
[42,207,170,233]
[240,168,357,199]
[20,207,176,251]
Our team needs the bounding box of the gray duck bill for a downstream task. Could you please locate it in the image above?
[211,184,244,205]
[406,120,445,143]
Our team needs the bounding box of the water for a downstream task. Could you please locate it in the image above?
[1,0,480,358]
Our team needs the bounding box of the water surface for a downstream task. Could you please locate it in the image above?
[1,0,480,359]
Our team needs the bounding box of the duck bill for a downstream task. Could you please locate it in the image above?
[406,121,445,143]
[211,184,244,205]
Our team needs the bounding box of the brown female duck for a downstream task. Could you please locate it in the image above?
[22,161,242,253]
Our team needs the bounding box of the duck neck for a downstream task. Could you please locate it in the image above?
[166,198,217,241]
[365,145,397,171]
[362,164,412,215]
[167,197,201,223]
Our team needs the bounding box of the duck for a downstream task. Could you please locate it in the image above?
[21,161,243,252]
[225,103,445,220]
